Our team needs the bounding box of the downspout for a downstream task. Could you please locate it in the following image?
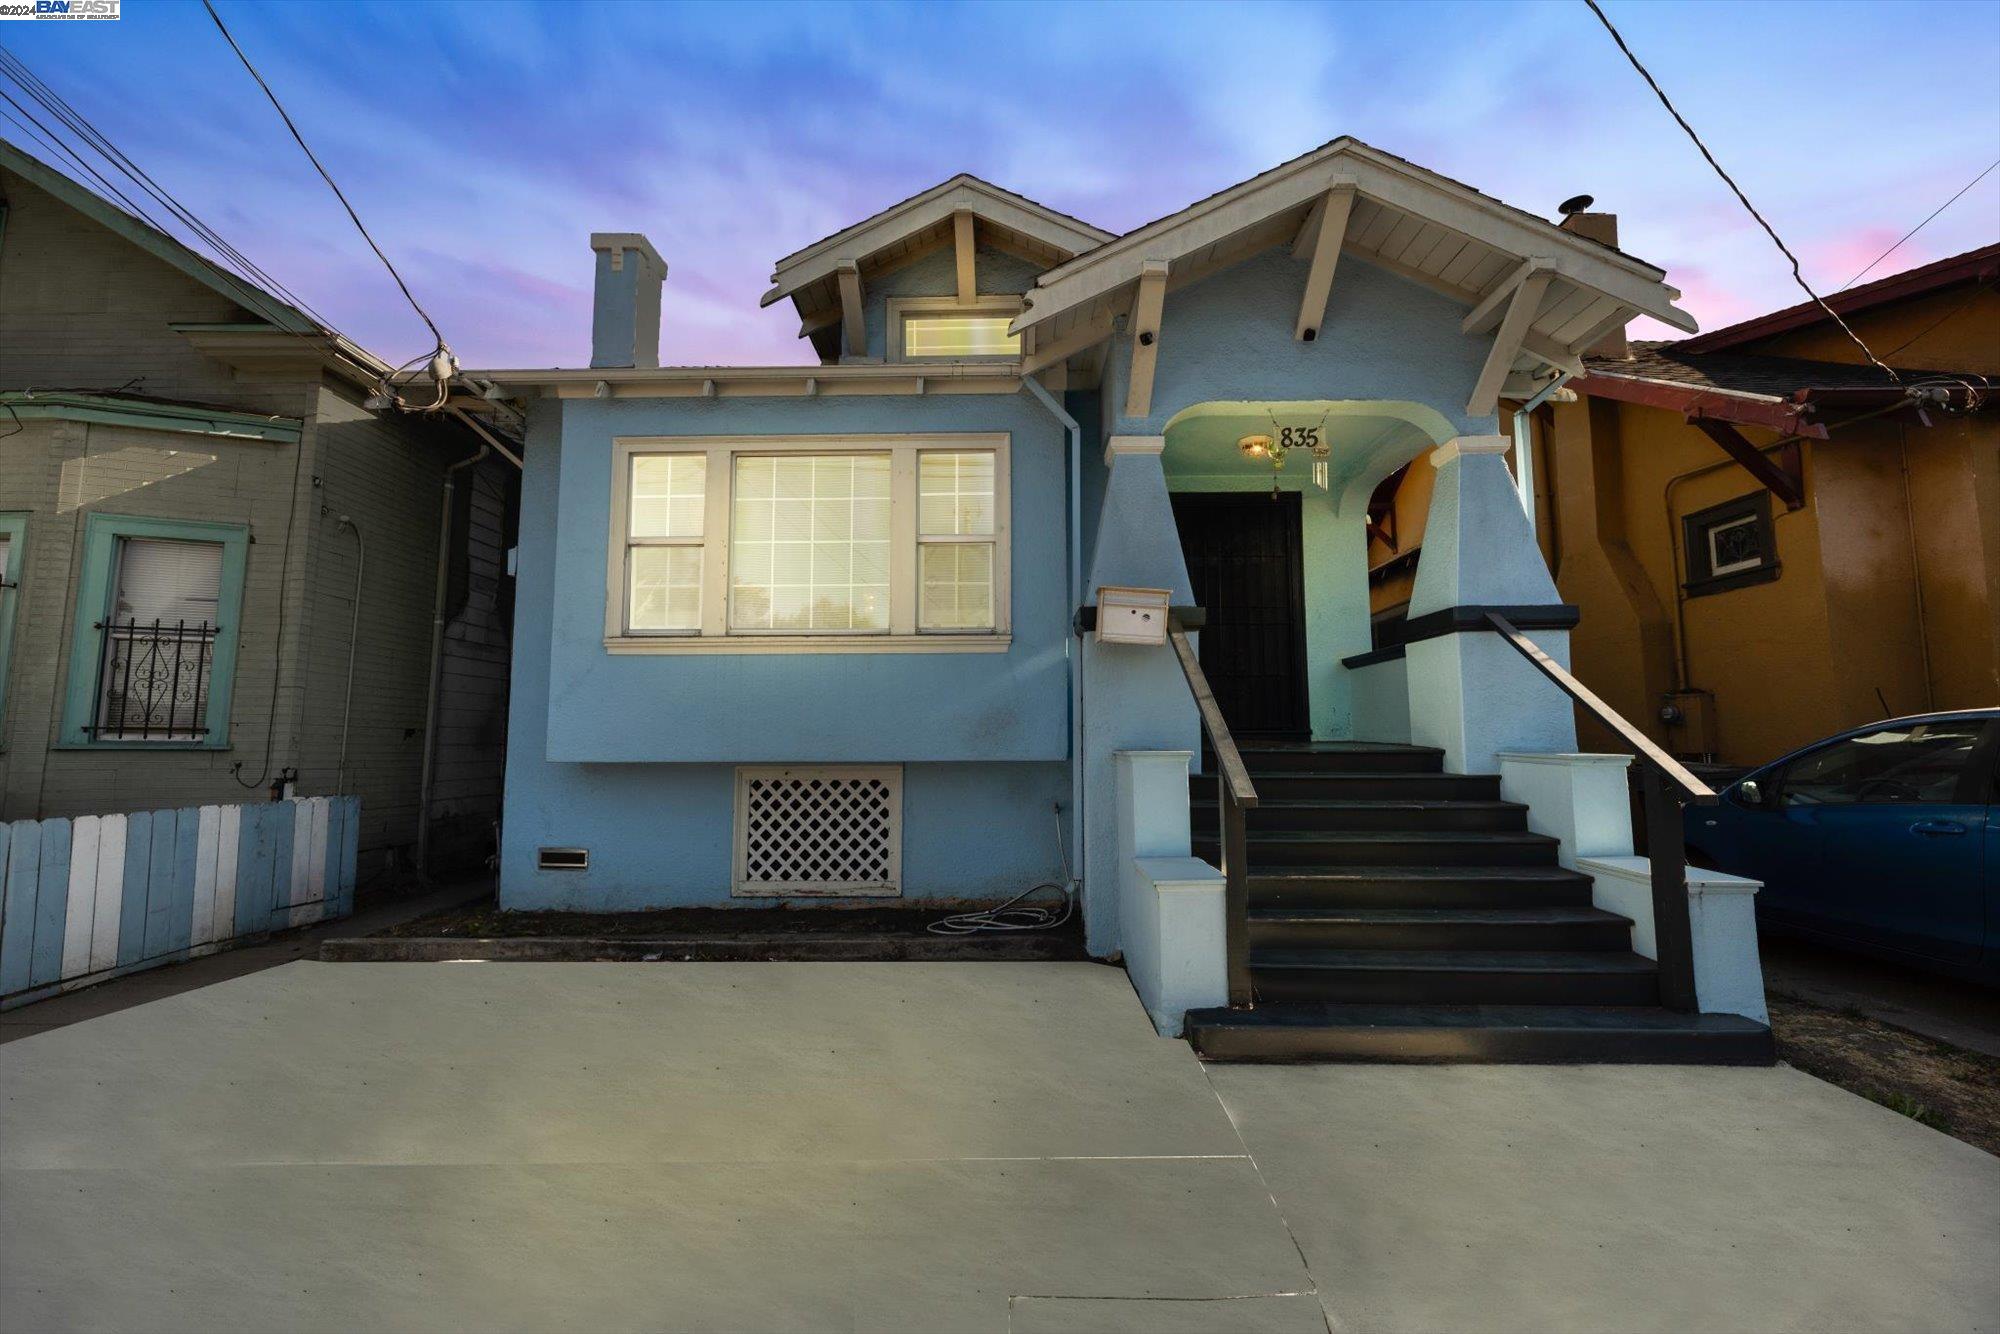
[1020,377,1084,904]
[417,442,488,876]
[1896,426,1937,711]
[332,515,364,796]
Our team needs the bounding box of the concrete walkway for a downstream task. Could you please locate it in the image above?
[0,878,488,1045]
[1,961,1995,1332]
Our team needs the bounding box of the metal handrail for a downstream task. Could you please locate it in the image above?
[1167,621,1257,1007]
[1485,611,1704,1011]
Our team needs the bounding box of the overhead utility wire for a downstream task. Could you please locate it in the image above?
[0,48,345,341]
[0,84,163,228]
[1582,0,1900,381]
[201,0,455,407]
[0,47,329,326]
[1843,158,2000,289]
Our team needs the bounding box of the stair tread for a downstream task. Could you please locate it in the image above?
[1250,906,1630,926]
[1192,798,1526,811]
[1250,866,1589,882]
[1237,741,1445,755]
[1201,770,1494,780]
[1187,1003,1768,1034]
[1202,829,1556,844]
[1251,948,1657,973]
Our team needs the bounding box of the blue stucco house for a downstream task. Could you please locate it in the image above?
[470,139,1776,1062]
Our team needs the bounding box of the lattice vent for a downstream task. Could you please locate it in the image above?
[733,766,903,897]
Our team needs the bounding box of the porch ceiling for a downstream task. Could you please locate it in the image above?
[1162,399,1446,501]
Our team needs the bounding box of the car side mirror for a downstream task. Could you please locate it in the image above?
[1737,779,1763,807]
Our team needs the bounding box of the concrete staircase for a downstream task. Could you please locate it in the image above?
[1185,741,1775,1064]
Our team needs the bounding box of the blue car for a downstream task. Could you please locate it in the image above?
[1684,709,1998,982]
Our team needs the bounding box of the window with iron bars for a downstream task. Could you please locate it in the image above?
[91,617,219,740]
[88,536,223,741]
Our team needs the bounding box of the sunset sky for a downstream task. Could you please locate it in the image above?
[8,0,1998,371]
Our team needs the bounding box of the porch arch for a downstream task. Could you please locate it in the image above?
[1156,398,1455,741]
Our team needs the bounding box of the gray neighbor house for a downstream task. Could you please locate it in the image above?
[0,135,515,929]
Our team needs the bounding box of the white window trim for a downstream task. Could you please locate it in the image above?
[606,433,1011,654]
[1704,513,1765,577]
[886,295,1025,364]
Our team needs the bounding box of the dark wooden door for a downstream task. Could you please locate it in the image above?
[1171,491,1310,739]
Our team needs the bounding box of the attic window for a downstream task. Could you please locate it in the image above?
[889,297,1023,362]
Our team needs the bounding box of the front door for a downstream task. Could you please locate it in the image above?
[1171,491,1310,739]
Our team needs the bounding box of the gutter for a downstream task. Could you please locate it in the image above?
[1572,369,1828,437]
[1020,378,1085,905]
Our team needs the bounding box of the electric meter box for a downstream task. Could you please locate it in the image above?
[1095,586,1172,646]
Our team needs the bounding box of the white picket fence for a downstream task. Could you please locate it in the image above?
[0,795,359,1010]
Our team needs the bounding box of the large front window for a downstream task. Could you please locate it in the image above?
[731,454,892,633]
[610,435,1009,650]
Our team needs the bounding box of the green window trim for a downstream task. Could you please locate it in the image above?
[0,391,301,444]
[0,512,26,744]
[58,513,250,750]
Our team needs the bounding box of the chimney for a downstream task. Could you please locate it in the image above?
[590,233,668,369]
[1558,211,1629,359]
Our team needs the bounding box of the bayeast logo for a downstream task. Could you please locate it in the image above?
[0,0,122,19]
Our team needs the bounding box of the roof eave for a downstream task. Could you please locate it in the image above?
[1573,367,1826,436]
[1679,243,2000,353]
[1010,138,1695,339]
[763,177,1113,308]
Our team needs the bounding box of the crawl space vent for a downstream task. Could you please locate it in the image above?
[734,765,902,897]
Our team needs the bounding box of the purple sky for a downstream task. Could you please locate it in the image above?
[8,0,1998,371]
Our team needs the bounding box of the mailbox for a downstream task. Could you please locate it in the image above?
[1095,586,1172,646]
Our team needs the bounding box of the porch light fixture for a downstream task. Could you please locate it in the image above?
[1239,432,1291,496]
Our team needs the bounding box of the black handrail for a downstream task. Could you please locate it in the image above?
[1486,612,1706,1011]
[1167,619,1257,1007]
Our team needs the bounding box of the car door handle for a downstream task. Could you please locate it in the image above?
[1909,820,1968,836]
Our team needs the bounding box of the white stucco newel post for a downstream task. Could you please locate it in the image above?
[1405,435,1577,774]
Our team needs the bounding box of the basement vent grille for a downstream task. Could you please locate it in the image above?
[733,765,902,897]
[538,846,589,871]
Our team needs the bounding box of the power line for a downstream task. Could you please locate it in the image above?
[0,47,345,341]
[199,0,450,363]
[1582,0,1899,381]
[1843,158,2000,289]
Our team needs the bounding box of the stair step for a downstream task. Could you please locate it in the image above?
[1248,949,1660,1006]
[1195,829,1559,867]
[1194,771,1502,801]
[1193,798,1528,833]
[1249,906,1632,952]
[1186,1003,1776,1064]
[1233,742,1445,774]
[1250,867,1595,909]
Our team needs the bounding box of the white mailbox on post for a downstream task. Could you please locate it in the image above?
[1096,586,1172,646]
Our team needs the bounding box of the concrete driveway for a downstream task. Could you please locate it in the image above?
[1,961,1995,1333]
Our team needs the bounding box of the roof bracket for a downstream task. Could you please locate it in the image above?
[1689,417,1806,510]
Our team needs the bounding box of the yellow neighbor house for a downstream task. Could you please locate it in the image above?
[1369,233,1998,767]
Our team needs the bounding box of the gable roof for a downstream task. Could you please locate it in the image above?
[1009,137,1697,386]
[1678,242,2000,354]
[0,134,394,385]
[759,173,1113,311]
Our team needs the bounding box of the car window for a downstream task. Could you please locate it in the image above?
[1778,722,1986,806]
